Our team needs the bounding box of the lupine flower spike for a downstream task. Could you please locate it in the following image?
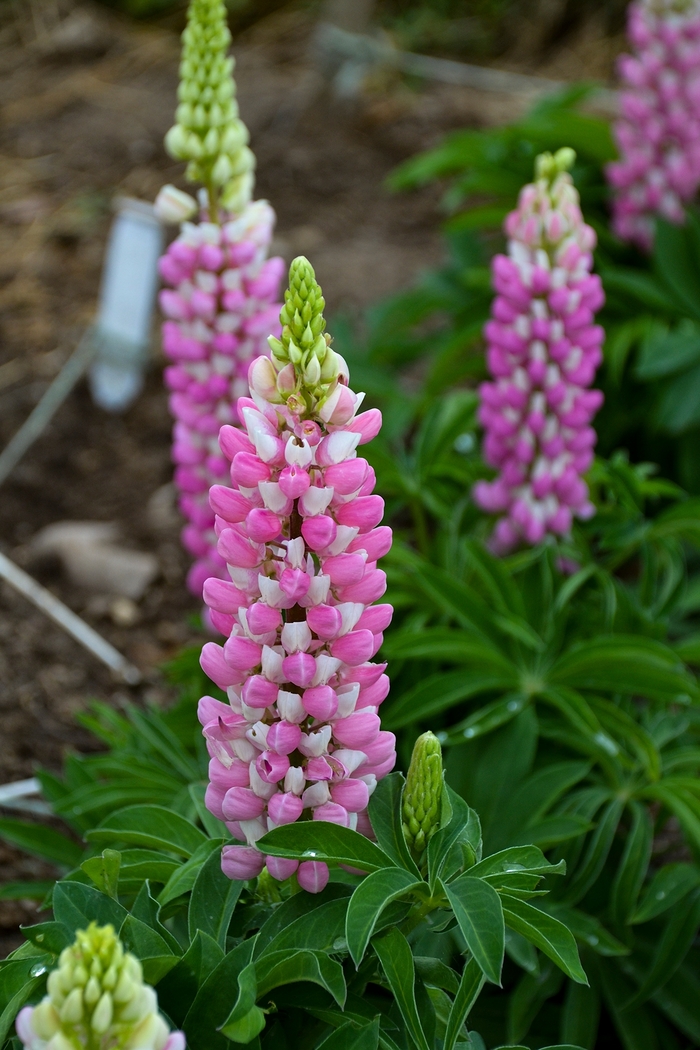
[402,731,443,863]
[474,149,604,554]
[15,922,184,1050]
[197,257,396,893]
[608,0,700,250]
[155,0,284,597]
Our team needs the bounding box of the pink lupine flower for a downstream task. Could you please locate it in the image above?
[474,149,604,554]
[198,257,396,891]
[608,0,700,250]
[160,206,285,596]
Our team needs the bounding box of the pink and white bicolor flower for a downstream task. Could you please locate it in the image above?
[474,158,604,554]
[197,360,395,892]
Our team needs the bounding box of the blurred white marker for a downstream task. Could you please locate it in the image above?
[89,197,164,412]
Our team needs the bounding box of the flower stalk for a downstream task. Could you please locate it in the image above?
[198,257,396,892]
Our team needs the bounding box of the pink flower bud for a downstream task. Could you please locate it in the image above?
[330,778,370,812]
[224,635,262,671]
[222,786,267,821]
[202,578,248,613]
[241,674,278,709]
[359,673,391,708]
[256,750,290,783]
[301,515,338,550]
[217,528,263,569]
[209,756,250,788]
[268,791,304,825]
[282,652,317,688]
[348,526,392,561]
[221,845,265,880]
[279,568,311,602]
[313,801,350,826]
[305,756,334,780]
[323,458,369,494]
[302,685,338,720]
[333,711,381,749]
[323,553,366,586]
[356,604,393,633]
[279,465,311,498]
[306,603,343,639]
[247,604,282,634]
[265,855,299,881]
[335,496,385,531]
[209,486,253,521]
[330,629,375,666]
[205,783,226,820]
[361,730,396,765]
[297,860,329,893]
[246,508,282,542]
[347,408,382,444]
[266,720,302,754]
[231,452,271,487]
[337,568,387,604]
[201,642,242,688]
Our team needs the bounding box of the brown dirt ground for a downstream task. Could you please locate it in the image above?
[0,0,622,948]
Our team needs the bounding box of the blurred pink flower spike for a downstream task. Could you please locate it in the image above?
[474,148,604,554]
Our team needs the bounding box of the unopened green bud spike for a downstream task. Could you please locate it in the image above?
[402,731,443,859]
[164,0,254,216]
[15,923,185,1050]
[252,256,352,422]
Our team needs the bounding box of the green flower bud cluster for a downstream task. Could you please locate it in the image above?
[164,0,254,214]
[535,147,576,185]
[262,257,348,418]
[23,923,178,1050]
[402,732,443,860]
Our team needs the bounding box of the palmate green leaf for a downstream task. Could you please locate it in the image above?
[219,960,256,1037]
[562,981,601,1050]
[610,802,653,928]
[158,839,223,907]
[157,931,225,1028]
[625,888,700,1008]
[631,863,700,924]
[21,922,72,955]
[427,787,481,889]
[129,882,182,954]
[258,896,350,958]
[587,699,661,781]
[507,963,564,1045]
[52,881,127,932]
[253,885,350,958]
[373,928,431,1050]
[594,957,659,1050]
[655,362,700,433]
[346,868,423,969]
[646,956,700,1044]
[258,822,393,872]
[563,798,625,905]
[442,693,531,745]
[119,913,178,984]
[548,635,697,702]
[635,319,700,379]
[654,215,700,320]
[255,949,346,1007]
[548,906,628,957]
[501,895,587,985]
[444,875,505,985]
[467,845,565,881]
[87,805,207,857]
[643,783,700,851]
[382,629,513,671]
[0,818,83,867]
[188,846,242,948]
[414,957,459,995]
[315,1017,380,1050]
[0,958,47,1045]
[183,939,256,1050]
[368,773,420,878]
[116,849,180,885]
[81,849,121,899]
[386,671,518,730]
[443,958,484,1050]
